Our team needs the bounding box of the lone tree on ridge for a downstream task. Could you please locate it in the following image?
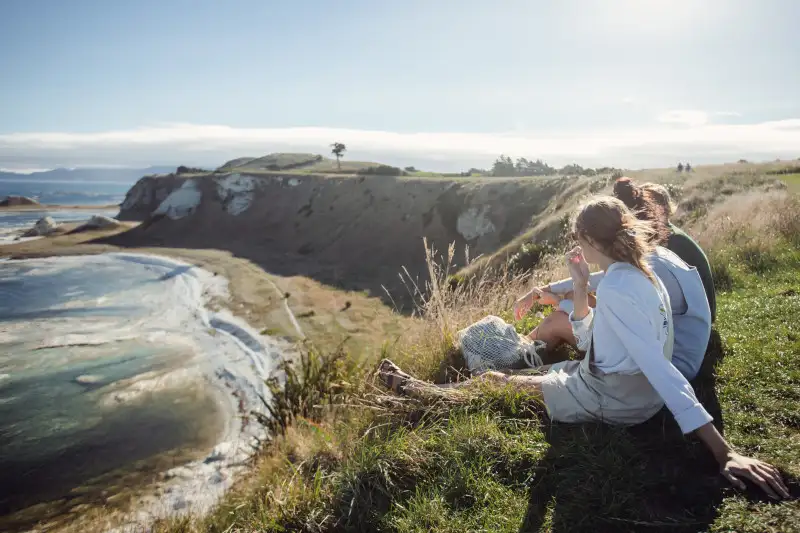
[331,142,347,169]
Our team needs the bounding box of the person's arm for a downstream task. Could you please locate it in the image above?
[695,423,789,499]
[600,286,788,497]
[548,271,604,295]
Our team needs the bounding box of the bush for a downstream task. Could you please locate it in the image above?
[766,165,800,176]
[254,342,362,438]
[356,165,406,176]
[176,165,206,174]
[708,252,735,292]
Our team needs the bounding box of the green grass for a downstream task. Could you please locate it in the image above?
[154,244,800,533]
[781,173,800,193]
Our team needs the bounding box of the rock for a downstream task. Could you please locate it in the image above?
[74,374,103,385]
[21,216,59,237]
[85,215,122,229]
[153,180,202,220]
[73,215,124,233]
[0,195,39,207]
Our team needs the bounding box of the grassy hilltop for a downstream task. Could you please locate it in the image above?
[143,161,800,533]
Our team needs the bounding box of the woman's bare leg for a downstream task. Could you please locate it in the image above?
[528,310,576,348]
[448,370,546,397]
[378,360,545,400]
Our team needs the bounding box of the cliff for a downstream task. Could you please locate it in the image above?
[111,172,584,304]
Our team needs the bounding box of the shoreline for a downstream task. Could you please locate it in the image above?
[0,228,409,532]
[0,252,282,532]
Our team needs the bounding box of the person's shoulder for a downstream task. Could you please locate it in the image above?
[654,246,691,269]
[598,264,654,299]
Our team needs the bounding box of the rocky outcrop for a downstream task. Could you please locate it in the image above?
[117,174,188,221]
[107,172,584,305]
[71,215,125,233]
[0,195,39,207]
[22,216,59,237]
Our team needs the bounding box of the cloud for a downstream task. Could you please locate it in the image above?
[715,111,742,117]
[657,110,710,127]
[1,119,799,171]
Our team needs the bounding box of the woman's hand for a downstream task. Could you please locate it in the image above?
[565,246,591,288]
[513,291,536,321]
[695,422,790,499]
[721,451,790,500]
[513,288,562,320]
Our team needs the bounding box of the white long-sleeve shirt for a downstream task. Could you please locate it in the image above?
[550,247,712,379]
[568,263,712,434]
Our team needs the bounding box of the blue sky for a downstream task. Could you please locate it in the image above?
[1,0,798,171]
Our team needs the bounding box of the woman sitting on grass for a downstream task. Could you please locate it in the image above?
[615,177,716,321]
[378,196,788,499]
[515,180,712,380]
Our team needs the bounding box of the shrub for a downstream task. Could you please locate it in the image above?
[710,258,734,292]
[766,165,800,176]
[356,165,405,176]
[254,342,362,438]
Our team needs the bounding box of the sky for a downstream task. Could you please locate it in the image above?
[1,0,799,172]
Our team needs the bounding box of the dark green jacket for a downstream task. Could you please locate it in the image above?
[667,223,716,322]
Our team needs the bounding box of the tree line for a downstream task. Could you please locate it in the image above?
[488,155,617,177]
[329,143,623,178]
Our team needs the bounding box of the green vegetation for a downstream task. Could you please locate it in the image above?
[152,167,800,533]
[331,142,347,170]
[356,164,405,176]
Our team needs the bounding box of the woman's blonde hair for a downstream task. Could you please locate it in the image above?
[573,196,656,282]
[640,182,676,217]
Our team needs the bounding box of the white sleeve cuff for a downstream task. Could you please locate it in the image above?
[673,404,714,434]
[558,299,574,315]
[569,307,594,352]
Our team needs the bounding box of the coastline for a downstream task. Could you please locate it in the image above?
[1,226,409,358]
[0,226,409,531]
[0,251,285,531]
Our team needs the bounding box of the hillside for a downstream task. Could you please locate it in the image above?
[4,160,799,532]
[217,152,387,174]
[110,169,587,307]
[144,161,800,533]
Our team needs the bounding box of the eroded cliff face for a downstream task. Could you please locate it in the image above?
[117,174,189,221]
[111,172,578,301]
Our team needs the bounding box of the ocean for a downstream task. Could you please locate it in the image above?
[0,179,130,206]
[0,180,280,530]
[0,179,130,244]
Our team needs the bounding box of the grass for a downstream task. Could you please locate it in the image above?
[23,163,792,533]
[144,174,800,532]
[781,172,800,193]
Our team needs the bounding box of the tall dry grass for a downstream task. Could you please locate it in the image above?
[685,189,800,287]
[689,189,800,252]
[389,238,568,383]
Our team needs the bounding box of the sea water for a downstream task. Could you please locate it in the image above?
[0,208,121,244]
[0,254,282,531]
[0,179,130,206]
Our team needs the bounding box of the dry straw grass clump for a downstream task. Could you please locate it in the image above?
[388,238,566,384]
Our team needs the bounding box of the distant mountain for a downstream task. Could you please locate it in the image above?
[0,166,176,182]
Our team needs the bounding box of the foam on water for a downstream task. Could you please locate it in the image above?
[0,253,287,530]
